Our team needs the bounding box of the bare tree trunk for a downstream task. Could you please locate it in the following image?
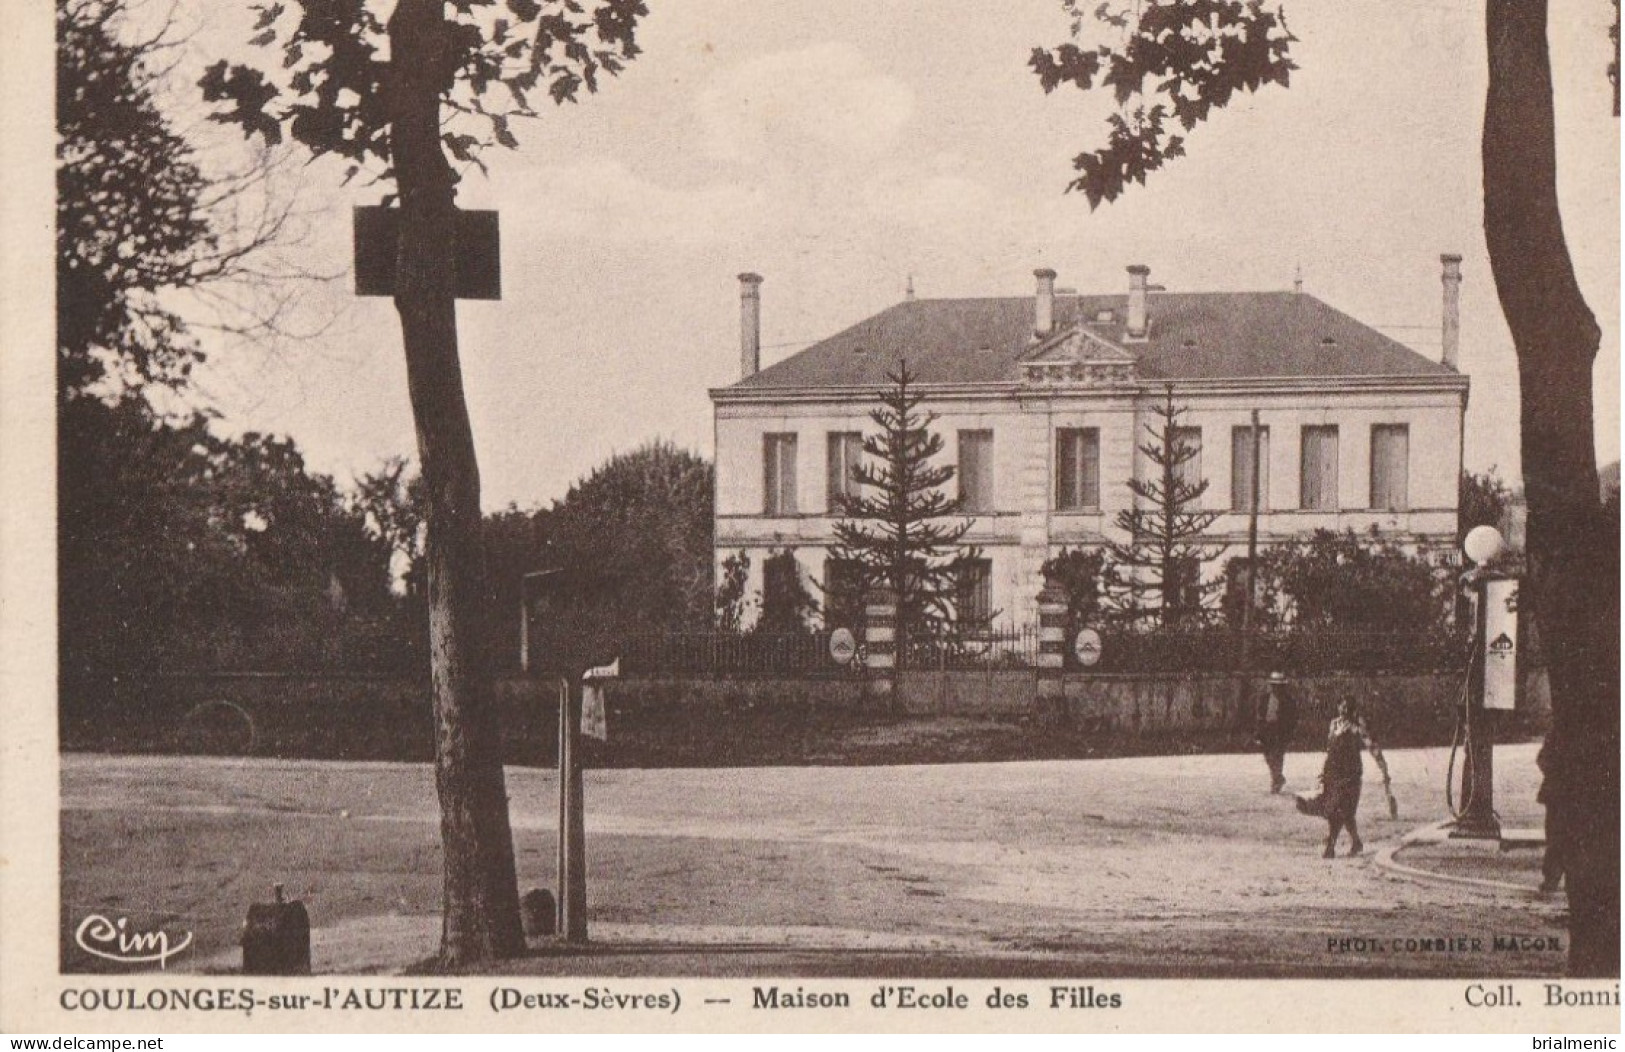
[1484,0,1619,977]
[388,0,524,967]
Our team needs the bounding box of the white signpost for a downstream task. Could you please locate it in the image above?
[829,628,858,665]
[1073,628,1103,668]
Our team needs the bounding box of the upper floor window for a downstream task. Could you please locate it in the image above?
[1300,425,1340,511]
[1056,428,1100,511]
[1370,424,1410,511]
[826,431,864,512]
[1231,425,1270,513]
[958,430,995,513]
[1170,426,1203,505]
[955,557,994,631]
[763,433,797,515]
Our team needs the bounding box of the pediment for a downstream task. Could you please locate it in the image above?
[1020,325,1138,386]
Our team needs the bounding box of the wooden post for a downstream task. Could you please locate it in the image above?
[556,677,588,941]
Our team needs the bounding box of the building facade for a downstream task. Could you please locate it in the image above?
[710,261,1470,630]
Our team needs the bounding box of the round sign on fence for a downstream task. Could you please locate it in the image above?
[1073,628,1103,668]
[829,627,858,665]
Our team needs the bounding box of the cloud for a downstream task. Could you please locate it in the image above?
[697,42,915,164]
[862,166,998,231]
[494,159,768,247]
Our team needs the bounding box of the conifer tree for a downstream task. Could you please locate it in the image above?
[829,362,976,663]
[1106,385,1223,628]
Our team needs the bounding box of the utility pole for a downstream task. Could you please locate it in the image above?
[1239,409,1263,671]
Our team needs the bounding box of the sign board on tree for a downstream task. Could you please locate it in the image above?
[829,628,857,665]
[1073,628,1103,668]
[1482,578,1518,711]
[353,206,502,300]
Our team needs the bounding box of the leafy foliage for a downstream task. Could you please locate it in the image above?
[60,0,311,399]
[828,363,979,654]
[200,0,647,181]
[491,442,715,670]
[714,550,753,634]
[1042,546,1110,642]
[1231,527,1456,636]
[1105,386,1224,627]
[1459,467,1514,541]
[58,0,216,394]
[352,456,428,597]
[1030,0,1297,207]
[757,549,821,635]
[59,396,399,674]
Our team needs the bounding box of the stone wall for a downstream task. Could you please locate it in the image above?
[59,668,1546,763]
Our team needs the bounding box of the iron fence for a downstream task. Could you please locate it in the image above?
[597,624,1469,678]
[610,630,851,679]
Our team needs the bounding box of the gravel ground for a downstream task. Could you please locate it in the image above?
[60,743,1566,977]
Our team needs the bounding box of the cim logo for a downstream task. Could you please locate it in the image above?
[74,914,193,969]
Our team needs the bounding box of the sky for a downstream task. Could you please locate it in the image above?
[149,0,1623,509]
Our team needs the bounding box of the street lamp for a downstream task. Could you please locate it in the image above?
[1454,525,1512,840]
[1463,524,1506,566]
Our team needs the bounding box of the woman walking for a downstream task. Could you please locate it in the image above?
[1307,698,1393,858]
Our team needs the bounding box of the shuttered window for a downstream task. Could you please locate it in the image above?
[1056,428,1101,511]
[956,558,994,630]
[826,432,863,511]
[1370,424,1410,511]
[958,430,995,513]
[763,433,797,515]
[1170,427,1203,505]
[1231,425,1270,513]
[1300,426,1340,511]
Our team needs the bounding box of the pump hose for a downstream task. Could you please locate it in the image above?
[1443,651,1503,826]
[1444,676,1473,819]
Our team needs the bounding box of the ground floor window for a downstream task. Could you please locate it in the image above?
[955,558,994,632]
[823,557,865,630]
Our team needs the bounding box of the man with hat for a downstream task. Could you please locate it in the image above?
[1255,671,1298,793]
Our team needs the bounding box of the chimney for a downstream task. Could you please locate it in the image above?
[738,272,762,379]
[1126,264,1150,339]
[1440,253,1462,371]
[1033,268,1057,337]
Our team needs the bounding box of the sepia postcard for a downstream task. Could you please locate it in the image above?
[2,0,1621,1036]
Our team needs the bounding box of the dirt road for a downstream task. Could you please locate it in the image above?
[60,745,1564,976]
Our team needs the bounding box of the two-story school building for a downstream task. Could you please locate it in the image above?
[709,260,1471,630]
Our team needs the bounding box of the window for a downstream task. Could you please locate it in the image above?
[823,557,865,630]
[1222,558,1266,627]
[1300,425,1340,511]
[1164,555,1204,625]
[1370,424,1410,511]
[956,558,994,631]
[763,433,797,515]
[958,430,995,512]
[1170,427,1203,504]
[1230,425,1271,513]
[1056,428,1101,511]
[826,432,863,511]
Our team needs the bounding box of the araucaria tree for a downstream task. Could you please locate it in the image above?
[202,0,647,965]
[1106,386,1223,628]
[829,363,975,663]
[1032,0,1618,974]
